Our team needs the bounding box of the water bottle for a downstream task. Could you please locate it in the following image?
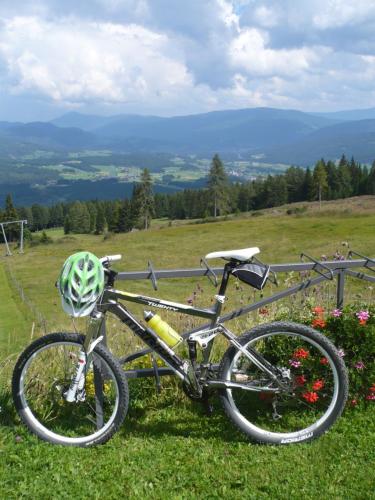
[144,311,182,348]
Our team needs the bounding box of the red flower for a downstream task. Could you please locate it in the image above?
[369,384,375,393]
[295,375,307,386]
[350,399,358,407]
[320,357,329,365]
[302,391,319,403]
[293,348,310,359]
[259,308,269,315]
[312,318,326,329]
[312,379,325,391]
[312,306,325,316]
[359,319,367,326]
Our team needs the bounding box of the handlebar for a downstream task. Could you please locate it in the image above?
[100,255,122,267]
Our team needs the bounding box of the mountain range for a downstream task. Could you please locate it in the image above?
[1,106,375,165]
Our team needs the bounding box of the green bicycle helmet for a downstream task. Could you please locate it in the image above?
[57,252,105,317]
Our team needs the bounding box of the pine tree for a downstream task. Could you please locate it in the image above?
[67,202,90,233]
[3,193,19,241]
[87,202,97,233]
[117,199,133,233]
[64,214,71,234]
[313,160,328,208]
[207,154,230,217]
[132,169,155,229]
[95,204,106,234]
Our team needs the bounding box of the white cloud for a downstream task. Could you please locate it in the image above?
[229,28,318,77]
[0,16,192,105]
[1,0,375,119]
[312,1,375,29]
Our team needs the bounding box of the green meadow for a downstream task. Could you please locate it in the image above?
[0,202,374,498]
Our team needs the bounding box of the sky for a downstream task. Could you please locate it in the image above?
[1,0,375,121]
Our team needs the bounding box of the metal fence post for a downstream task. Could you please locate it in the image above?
[336,270,345,309]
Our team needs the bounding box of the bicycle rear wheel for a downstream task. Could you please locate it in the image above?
[219,322,348,444]
[12,333,128,447]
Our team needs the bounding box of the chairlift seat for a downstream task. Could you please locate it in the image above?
[205,247,260,262]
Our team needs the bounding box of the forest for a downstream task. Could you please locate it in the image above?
[1,154,375,239]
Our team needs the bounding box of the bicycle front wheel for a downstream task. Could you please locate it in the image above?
[12,333,128,447]
[219,322,348,444]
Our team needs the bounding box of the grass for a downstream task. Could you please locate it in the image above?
[1,198,375,498]
[0,392,374,499]
[0,262,29,356]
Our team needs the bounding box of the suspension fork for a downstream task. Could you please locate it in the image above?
[64,311,104,403]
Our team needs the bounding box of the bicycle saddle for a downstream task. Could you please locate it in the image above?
[205,247,260,262]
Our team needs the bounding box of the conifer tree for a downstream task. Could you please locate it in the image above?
[3,193,19,240]
[207,154,229,217]
[117,199,133,233]
[64,214,71,234]
[95,204,106,234]
[132,169,155,229]
[313,159,328,208]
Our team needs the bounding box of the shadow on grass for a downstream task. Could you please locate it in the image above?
[121,395,249,444]
[0,387,248,445]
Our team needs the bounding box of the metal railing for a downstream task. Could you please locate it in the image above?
[113,250,375,380]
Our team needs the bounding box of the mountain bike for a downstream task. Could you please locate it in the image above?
[12,248,348,446]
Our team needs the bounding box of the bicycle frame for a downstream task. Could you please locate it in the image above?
[94,263,231,381]
[84,262,281,391]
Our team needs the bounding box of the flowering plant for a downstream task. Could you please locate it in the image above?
[313,305,375,405]
[277,303,375,406]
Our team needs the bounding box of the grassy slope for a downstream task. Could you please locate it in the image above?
[0,262,28,356]
[1,199,375,498]
[4,200,375,335]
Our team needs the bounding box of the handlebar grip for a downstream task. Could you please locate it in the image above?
[100,254,122,264]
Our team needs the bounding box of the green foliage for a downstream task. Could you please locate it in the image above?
[95,203,106,234]
[323,306,375,404]
[131,168,155,230]
[279,304,375,404]
[207,154,230,217]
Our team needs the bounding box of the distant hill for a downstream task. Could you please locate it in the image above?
[52,108,337,152]
[0,122,98,150]
[1,106,375,164]
[51,112,118,131]
[314,107,375,122]
[263,119,375,165]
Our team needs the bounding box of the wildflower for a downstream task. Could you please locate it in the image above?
[337,349,345,358]
[302,391,319,403]
[320,357,329,365]
[312,379,325,391]
[321,254,327,261]
[289,359,302,368]
[354,361,365,370]
[356,310,370,324]
[312,318,326,329]
[312,306,325,316]
[366,394,375,401]
[295,375,307,386]
[331,309,342,318]
[259,308,269,315]
[369,384,375,393]
[293,348,310,359]
[350,399,358,407]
